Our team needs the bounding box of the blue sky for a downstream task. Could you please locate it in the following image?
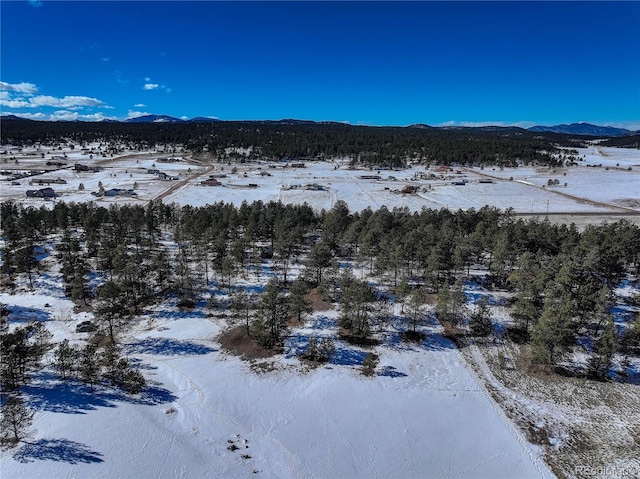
[1,1,639,128]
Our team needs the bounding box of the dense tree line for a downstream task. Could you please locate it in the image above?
[599,134,640,149]
[2,199,639,378]
[0,118,593,168]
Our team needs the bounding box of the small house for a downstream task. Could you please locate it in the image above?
[201,178,221,186]
[26,187,56,198]
[103,188,137,197]
[32,177,66,185]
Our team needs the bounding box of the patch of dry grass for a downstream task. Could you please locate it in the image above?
[462,341,640,479]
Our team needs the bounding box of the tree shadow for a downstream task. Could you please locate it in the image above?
[145,297,207,321]
[330,344,368,366]
[310,315,337,330]
[125,337,216,356]
[24,380,116,414]
[421,333,456,351]
[284,333,309,358]
[381,326,455,352]
[23,372,177,414]
[6,305,52,323]
[14,438,103,464]
[33,272,68,299]
[377,366,408,378]
[617,362,640,386]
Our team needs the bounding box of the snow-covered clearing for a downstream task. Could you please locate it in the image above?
[2,145,638,222]
[1,283,554,478]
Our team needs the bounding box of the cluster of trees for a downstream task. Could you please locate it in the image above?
[54,340,145,394]
[2,199,639,381]
[600,134,640,149]
[0,318,50,445]
[0,320,51,391]
[1,117,592,168]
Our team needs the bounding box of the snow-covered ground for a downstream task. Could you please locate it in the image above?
[1,288,554,478]
[2,145,638,217]
[1,142,638,478]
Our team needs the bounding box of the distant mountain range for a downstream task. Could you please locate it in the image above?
[123,114,220,123]
[527,122,635,137]
[1,114,637,137]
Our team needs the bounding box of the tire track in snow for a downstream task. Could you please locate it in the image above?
[460,342,555,478]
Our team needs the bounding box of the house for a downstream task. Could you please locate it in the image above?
[26,187,56,198]
[157,172,179,181]
[400,185,419,194]
[201,178,221,186]
[304,183,327,191]
[32,177,67,185]
[103,188,137,197]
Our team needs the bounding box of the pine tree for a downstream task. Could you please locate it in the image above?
[435,280,466,326]
[1,395,34,444]
[470,296,493,337]
[101,343,121,386]
[253,278,289,348]
[54,339,79,380]
[288,278,311,325]
[306,242,334,286]
[230,288,255,335]
[531,290,575,366]
[1,325,48,390]
[79,344,101,391]
[589,316,617,380]
[339,274,375,339]
[95,281,127,342]
[406,287,427,333]
[395,278,410,314]
[122,368,146,394]
[361,352,379,376]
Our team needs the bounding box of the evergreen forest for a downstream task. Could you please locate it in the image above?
[2,200,639,403]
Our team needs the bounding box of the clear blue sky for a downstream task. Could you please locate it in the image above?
[1,1,639,128]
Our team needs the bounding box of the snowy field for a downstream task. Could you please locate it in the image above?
[1,145,638,219]
[1,142,638,478]
[0,286,554,479]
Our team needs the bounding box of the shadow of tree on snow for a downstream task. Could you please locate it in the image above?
[14,438,103,464]
[125,337,216,356]
[23,372,177,414]
[377,366,408,378]
[330,345,368,366]
[6,305,52,323]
